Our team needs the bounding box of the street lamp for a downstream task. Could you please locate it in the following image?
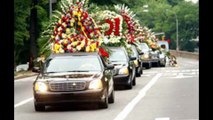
[49,0,57,19]
[166,9,179,51]
[174,13,179,51]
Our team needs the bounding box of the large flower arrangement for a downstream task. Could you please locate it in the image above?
[90,10,125,47]
[40,0,111,59]
[114,4,136,44]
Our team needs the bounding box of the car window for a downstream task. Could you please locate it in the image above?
[131,46,139,58]
[140,43,149,52]
[109,49,128,62]
[44,56,102,73]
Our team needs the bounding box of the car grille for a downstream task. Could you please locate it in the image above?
[49,81,86,92]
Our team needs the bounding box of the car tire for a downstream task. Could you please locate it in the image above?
[99,92,108,109]
[108,89,115,103]
[157,61,160,67]
[141,68,143,75]
[34,102,45,111]
[126,77,133,89]
[146,62,152,69]
[132,75,136,86]
[136,67,141,77]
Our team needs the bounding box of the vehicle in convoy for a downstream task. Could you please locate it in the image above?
[157,40,170,67]
[32,52,115,111]
[130,45,144,77]
[150,49,166,67]
[138,43,152,69]
[108,47,136,89]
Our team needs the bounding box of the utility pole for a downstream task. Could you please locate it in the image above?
[175,13,179,51]
[49,0,57,19]
[29,0,38,70]
[49,0,52,19]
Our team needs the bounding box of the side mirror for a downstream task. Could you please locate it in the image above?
[139,52,144,55]
[32,67,40,73]
[130,57,136,61]
[106,64,114,70]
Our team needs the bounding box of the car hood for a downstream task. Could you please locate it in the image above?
[38,72,102,81]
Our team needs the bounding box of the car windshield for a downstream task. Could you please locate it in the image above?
[140,43,149,52]
[44,56,102,73]
[109,49,128,62]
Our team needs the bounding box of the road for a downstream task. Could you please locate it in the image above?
[14,57,198,120]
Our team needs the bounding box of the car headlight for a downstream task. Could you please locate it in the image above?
[89,79,103,89]
[133,60,139,66]
[35,82,48,92]
[143,53,149,59]
[118,67,129,75]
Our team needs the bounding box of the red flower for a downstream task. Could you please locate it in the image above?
[105,19,114,35]
[114,18,120,36]
[99,48,109,58]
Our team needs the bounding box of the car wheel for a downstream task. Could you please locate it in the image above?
[126,76,133,89]
[132,75,136,86]
[136,67,141,77]
[99,92,108,109]
[146,62,152,69]
[108,89,115,103]
[161,64,166,67]
[157,61,160,67]
[141,67,143,75]
[34,102,45,111]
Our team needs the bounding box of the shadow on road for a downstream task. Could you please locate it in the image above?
[43,103,104,112]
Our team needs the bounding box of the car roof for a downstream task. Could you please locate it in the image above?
[47,52,100,59]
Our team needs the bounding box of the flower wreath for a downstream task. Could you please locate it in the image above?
[41,0,110,59]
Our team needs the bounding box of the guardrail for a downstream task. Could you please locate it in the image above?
[169,50,199,60]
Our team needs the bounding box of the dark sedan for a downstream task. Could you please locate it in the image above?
[108,47,136,89]
[130,45,144,77]
[32,52,115,111]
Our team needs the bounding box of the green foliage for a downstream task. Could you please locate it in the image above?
[14,0,31,65]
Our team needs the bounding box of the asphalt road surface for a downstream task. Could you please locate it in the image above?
[15,57,198,120]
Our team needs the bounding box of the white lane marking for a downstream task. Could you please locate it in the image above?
[155,117,170,120]
[113,73,162,120]
[170,73,193,79]
[15,97,33,108]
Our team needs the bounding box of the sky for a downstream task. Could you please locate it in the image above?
[185,0,198,3]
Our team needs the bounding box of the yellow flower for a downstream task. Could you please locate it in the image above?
[73,11,78,16]
[54,44,61,51]
[86,46,90,52]
[71,41,78,46]
[51,35,55,39]
[90,43,96,52]
[66,28,71,34]
[78,22,82,26]
[63,39,68,45]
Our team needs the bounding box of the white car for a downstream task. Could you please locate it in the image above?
[15,63,29,72]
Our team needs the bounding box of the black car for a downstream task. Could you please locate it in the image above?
[138,43,152,69]
[130,45,144,77]
[32,52,115,111]
[108,47,136,89]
